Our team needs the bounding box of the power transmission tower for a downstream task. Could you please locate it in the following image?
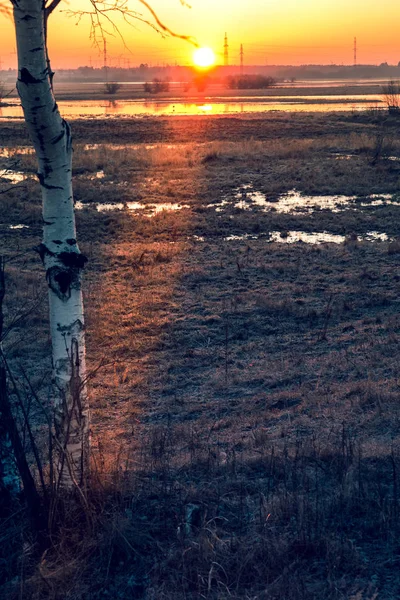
[224,32,229,67]
[103,39,108,81]
[240,44,244,75]
[353,37,357,67]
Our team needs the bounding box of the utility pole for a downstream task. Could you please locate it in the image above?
[354,37,357,67]
[224,32,229,67]
[240,44,244,75]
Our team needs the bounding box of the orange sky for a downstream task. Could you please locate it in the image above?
[0,0,400,68]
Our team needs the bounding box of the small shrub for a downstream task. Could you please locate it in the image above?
[144,78,170,94]
[104,82,122,95]
[381,79,400,114]
[226,74,277,90]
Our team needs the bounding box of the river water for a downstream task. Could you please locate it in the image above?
[0,94,384,119]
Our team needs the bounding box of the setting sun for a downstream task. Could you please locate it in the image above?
[193,47,216,68]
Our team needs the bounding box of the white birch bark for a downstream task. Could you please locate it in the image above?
[12,0,89,487]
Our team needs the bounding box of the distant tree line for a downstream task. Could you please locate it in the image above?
[226,74,277,90]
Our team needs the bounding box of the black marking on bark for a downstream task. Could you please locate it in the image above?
[52,102,58,113]
[51,131,65,145]
[32,104,47,112]
[46,267,72,300]
[19,68,42,85]
[37,132,45,153]
[46,264,82,302]
[37,173,63,190]
[43,221,52,226]
[30,47,42,53]
[43,163,52,178]
[64,120,72,152]
[59,252,88,270]
[21,14,35,21]
[56,319,85,333]
[35,97,40,101]
[54,270,71,294]
[52,240,62,245]
[66,239,77,246]
[34,243,54,264]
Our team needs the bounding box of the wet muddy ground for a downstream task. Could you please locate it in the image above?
[2,111,400,597]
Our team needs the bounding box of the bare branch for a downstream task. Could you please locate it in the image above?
[45,0,63,18]
[137,0,198,46]
[62,0,198,51]
[0,3,12,17]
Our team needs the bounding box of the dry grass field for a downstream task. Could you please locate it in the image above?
[1,110,400,598]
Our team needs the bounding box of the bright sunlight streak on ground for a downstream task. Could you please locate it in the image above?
[193,47,216,68]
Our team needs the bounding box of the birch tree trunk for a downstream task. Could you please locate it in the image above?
[12,0,89,488]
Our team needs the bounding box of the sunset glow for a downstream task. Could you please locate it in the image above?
[193,47,215,68]
[1,0,400,68]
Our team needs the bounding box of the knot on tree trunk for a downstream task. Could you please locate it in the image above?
[46,253,86,301]
[59,252,88,270]
[35,244,87,268]
[19,68,43,85]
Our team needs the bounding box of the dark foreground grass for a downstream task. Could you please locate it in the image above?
[3,435,399,599]
[1,112,400,598]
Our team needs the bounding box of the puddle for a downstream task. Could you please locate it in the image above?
[127,202,189,215]
[230,186,356,213]
[269,231,344,244]
[270,231,389,244]
[274,189,357,213]
[207,199,230,212]
[0,170,29,184]
[222,231,390,244]
[359,193,400,207]
[86,170,105,180]
[126,202,144,211]
[9,224,30,230]
[98,202,124,211]
[224,233,260,241]
[210,187,400,214]
[369,193,393,200]
[83,143,177,152]
[330,151,357,160]
[132,202,189,216]
[0,97,387,120]
[75,200,189,216]
[0,147,34,157]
